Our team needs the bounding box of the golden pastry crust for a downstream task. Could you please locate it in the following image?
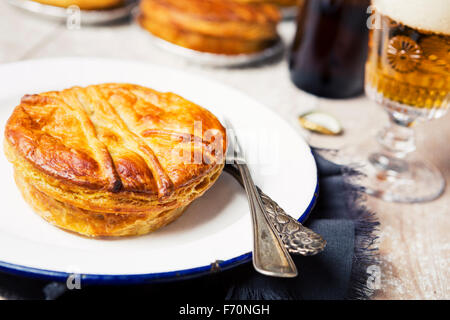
[14,170,189,237]
[31,0,124,10]
[138,15,277,55]
[4,83,226,237]
[139,0,281,55]
[140,0,280,40]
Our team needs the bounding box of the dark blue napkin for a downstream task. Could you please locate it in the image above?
[0,151,379,300]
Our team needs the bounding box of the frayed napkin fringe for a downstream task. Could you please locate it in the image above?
[341,167,380,300]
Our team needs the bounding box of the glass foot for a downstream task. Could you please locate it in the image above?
[359,156,445,203]
[336,138,446,203]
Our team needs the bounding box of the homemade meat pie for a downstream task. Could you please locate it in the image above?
[30,0,124,10]
[4,83,226,237]
[138,0,281,55]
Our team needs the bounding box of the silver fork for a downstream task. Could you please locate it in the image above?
[223,119,297,278]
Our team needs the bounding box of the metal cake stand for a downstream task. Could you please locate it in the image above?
[146,33,285,68]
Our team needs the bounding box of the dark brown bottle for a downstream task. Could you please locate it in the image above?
[289,0,370,99]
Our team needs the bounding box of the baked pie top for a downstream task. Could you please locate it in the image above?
[143,0,280,24]
[5,83,226,199]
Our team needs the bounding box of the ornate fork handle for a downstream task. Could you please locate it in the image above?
[224,164,326,256]
[257,188,326,256]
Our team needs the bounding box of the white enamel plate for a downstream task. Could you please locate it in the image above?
[0,58,317,284]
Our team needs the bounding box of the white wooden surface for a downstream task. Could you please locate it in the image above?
[1,2,448,299]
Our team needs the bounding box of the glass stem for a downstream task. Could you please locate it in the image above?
[369,112,416,174]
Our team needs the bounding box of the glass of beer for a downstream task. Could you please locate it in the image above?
[361,0,450,202]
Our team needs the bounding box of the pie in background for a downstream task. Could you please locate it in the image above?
[138,0,281,55]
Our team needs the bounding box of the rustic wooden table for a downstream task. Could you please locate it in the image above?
[1,2,448,300]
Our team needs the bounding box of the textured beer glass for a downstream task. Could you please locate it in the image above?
[361,0,450,202]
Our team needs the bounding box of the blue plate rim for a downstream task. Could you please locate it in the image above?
[0,181,318,285]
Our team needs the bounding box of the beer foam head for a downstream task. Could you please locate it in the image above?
[373,0,450,35]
